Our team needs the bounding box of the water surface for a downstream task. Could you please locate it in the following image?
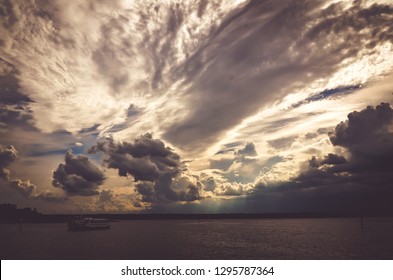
[1,218,393,259]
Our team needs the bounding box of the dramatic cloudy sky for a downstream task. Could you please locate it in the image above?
[1,0,393,213]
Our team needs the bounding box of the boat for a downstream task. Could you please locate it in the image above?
[68,216,110,231]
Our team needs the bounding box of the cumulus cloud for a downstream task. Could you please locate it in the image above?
[34,191,69,203]
[9,179,36,198]
[0,144,68,202]
[89,133,180,180]
[208,141,282,192]
[259,103,393,212]
[89,134,204,202]
[52,150,105,196]
[0,144,18,180]
[90,189,138,212]
[214,181,254,196]
[330,102,393,148]
[326,102,393,175]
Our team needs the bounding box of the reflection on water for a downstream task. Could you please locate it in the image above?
[1,218,393,259]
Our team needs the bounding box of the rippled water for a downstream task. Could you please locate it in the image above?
[1,218,393,259]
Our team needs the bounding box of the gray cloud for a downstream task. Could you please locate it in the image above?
[210,158,234,171]
[52,150,105,196]
[89,134,204,202]
[0,58,34,133]
[210,141,257,171]
[321,153,347,165]
[236,142,257,156]
[89,133,180,181]
[308,153,347,168]
[0,144,18,180]
[330,102,393,148]
[215,141,243,155]
[305,2,393,45]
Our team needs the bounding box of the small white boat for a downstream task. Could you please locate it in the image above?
[68,216,110,231]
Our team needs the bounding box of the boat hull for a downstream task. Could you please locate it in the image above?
[67,217,111,231]
[68,224,110,231]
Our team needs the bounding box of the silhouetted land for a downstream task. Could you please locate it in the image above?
[1,203,393,223]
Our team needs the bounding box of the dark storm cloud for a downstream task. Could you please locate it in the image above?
[327,102,393,176]
[164,0,393,151]
[321,153,347,165]
[135,177,202,203]
[52,150,105,196]
[330,102,393,149]
[89,134,203,202]
[256,103,393,213]
[89,133,180,181]
[308,153,347,168]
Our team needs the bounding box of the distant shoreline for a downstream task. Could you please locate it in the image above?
[2,212,393,224]
[2,203,393,223]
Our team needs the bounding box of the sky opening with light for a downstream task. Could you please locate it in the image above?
[1,0,393,214]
